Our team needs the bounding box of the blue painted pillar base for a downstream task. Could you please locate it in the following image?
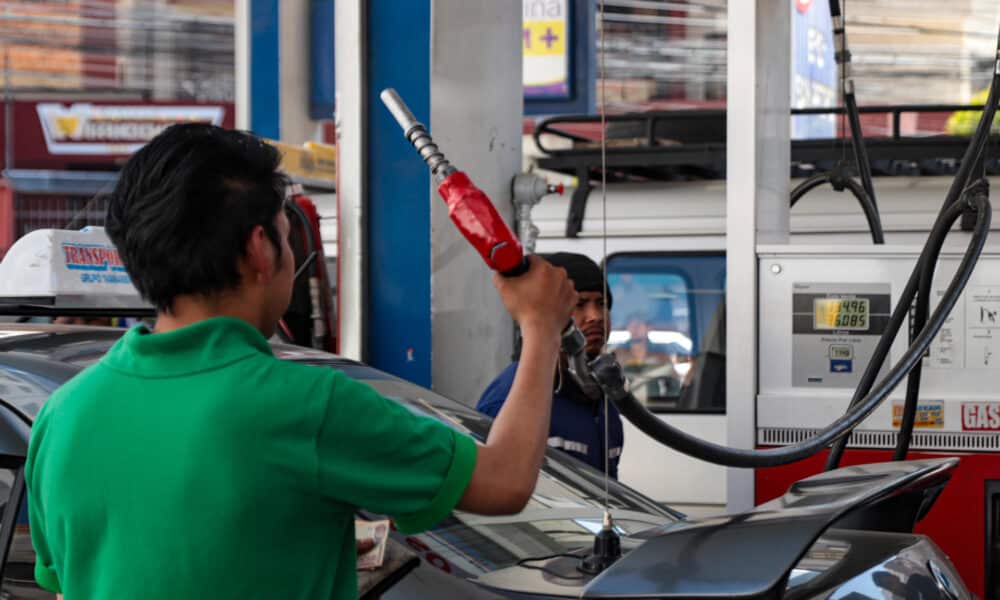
[365,0,432,386]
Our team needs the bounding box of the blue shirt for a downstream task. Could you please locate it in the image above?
[477,361,624,477]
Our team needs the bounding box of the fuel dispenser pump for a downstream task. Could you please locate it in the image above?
[588,29,1000,468]
[590,25,1000,599]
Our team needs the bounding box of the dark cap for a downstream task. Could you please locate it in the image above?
[539,252,612,309]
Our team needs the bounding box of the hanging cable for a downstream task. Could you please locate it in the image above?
[599,0,612,521]
[577,0,623,578]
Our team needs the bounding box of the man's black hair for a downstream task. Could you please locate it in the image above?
[105,123,289,311]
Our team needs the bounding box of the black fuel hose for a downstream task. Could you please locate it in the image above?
[790,170,885,244]
[825,33,1000,469]
[603,193,989,468]
[844,85,878,215]
[893,239,934,461]
[609,29,1000,470]
[284,197,327,350]
[790,1,885,244]
[825,196,950,469]
[827,0,881,217]
[610,24,1000,471]
[286,199,320,282]
[893,178,990,461]
[937,65,1000,217]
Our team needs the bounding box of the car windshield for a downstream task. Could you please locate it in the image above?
[318,361,679,580]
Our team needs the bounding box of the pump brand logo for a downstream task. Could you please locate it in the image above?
[36,103,225,156]
[961,402,1000,431]
[891,401,944,429]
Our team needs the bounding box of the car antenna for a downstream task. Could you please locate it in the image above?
[579,0,621,576]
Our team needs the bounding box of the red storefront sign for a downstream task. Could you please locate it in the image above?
[0,100,235,170]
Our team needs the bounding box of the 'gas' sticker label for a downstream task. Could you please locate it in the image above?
[961,402,1000,431]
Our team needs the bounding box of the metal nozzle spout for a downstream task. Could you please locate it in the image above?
[380,88,421,135]
[379,87,456,181]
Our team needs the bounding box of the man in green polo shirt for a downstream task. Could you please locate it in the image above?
[26,123,577,599]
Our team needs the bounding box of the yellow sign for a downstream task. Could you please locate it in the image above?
[304,142,337,177]
[523,0,569,97]
[523,21,566,57]
[267,140,337,184]
[892,401,944,429]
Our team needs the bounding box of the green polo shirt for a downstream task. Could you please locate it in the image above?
[25,317,477,599]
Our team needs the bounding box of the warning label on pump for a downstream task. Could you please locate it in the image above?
[961,402,1000,431]
[891,400,944,429]
[927,288,963,369]
[966,287,1000,368]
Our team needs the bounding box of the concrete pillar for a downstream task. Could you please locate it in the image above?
[278,0,314,144]
[335,1,520,401]
[430,1,521,405]
[725,0,791,513]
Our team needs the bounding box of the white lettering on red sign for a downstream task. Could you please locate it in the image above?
[961,402,1000,431]
[36,103,225,156]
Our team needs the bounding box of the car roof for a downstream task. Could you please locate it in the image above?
[0,323,366,421]
[0,322,362,361]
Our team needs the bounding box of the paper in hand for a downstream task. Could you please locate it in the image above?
[356,519,390,571]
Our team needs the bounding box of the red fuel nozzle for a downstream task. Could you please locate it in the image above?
[437,172,525,274]
[381,88,581,358]
[380,88,526,276]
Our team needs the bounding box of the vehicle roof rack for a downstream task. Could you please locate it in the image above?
[532,104,1000,237]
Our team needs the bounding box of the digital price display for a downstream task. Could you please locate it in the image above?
[814,297,870,331]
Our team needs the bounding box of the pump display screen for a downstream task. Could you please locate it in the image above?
[813,298,870,331]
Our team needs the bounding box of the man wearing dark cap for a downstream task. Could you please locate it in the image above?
[477,252,625,477]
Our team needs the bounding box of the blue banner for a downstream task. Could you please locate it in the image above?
[791,0,837,139]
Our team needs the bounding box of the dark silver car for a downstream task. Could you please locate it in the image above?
[0,324,970,599]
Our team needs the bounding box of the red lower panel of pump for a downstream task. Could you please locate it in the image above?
[756,448,1000,599]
